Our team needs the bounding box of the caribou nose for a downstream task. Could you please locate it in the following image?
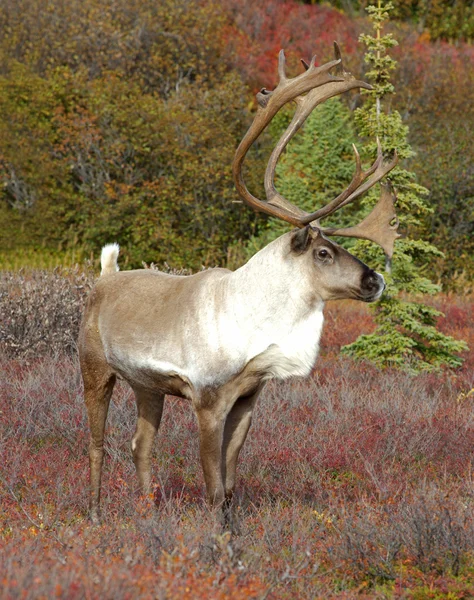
[361,270,385,300]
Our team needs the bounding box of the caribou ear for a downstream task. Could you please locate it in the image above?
[291,226,319,255]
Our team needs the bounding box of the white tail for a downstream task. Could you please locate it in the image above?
[100,243,120,276]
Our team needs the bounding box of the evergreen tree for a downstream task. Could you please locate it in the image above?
[341,0,468,371]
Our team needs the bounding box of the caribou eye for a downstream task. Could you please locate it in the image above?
[314,247,334,264]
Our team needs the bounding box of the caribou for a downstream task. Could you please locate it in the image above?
[79,43,399,525]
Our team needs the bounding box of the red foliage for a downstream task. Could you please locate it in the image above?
[222,0,359,91]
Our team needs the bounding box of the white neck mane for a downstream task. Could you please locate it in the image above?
[211,233,325,383]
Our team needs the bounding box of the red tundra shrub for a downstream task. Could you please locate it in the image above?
[1,294,474,597]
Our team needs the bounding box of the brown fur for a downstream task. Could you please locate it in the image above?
[79,229,383,527]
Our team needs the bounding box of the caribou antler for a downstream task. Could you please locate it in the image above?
[233,42,400,257]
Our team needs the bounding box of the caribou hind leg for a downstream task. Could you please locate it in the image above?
[82,359,116,524]
[131,386,165,494]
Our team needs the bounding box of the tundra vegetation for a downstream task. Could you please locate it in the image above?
[1,269,474,597]
[1,0,474,597]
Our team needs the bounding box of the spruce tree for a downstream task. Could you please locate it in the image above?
[341,0,468,372]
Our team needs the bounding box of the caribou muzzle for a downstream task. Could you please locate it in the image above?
[360,269,385,302]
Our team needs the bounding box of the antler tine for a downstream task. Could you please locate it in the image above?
[278,49,288,81]
[329,145,398,215]
[233,47,349,226]
[263,45,372,218]
[278,49,319,81]
[336,143,397,211]
[333,41,344,76]
[301,43,343,73]
[299,140,389,225]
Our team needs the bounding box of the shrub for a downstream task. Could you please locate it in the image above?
[1,293,474,597]
[0,267,95,358]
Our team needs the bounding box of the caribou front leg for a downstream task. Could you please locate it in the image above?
[220,388,261,531]
[222,388,262,498]
[195,398,229,514]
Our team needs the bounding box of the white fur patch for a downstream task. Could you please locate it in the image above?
[100,243,120,276]
[254,344,320,381]
[372,272,385,300]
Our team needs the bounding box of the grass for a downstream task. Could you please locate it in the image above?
[0,248,92,271]
[1,278,474,598]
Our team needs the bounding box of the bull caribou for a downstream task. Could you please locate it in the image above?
[79,43,399,524]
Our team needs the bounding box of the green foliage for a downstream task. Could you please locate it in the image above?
[346,289,468,372]
[342,0,468,372]
[312,0,474,42]
[359,3,398,98]
[0,0,261,269]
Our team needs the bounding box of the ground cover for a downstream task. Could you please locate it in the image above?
[1,292,473,598]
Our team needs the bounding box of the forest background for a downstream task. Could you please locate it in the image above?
[3,2,474,596]
[0,0,473,288]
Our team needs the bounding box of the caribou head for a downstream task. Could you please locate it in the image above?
[289,226,386,303]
